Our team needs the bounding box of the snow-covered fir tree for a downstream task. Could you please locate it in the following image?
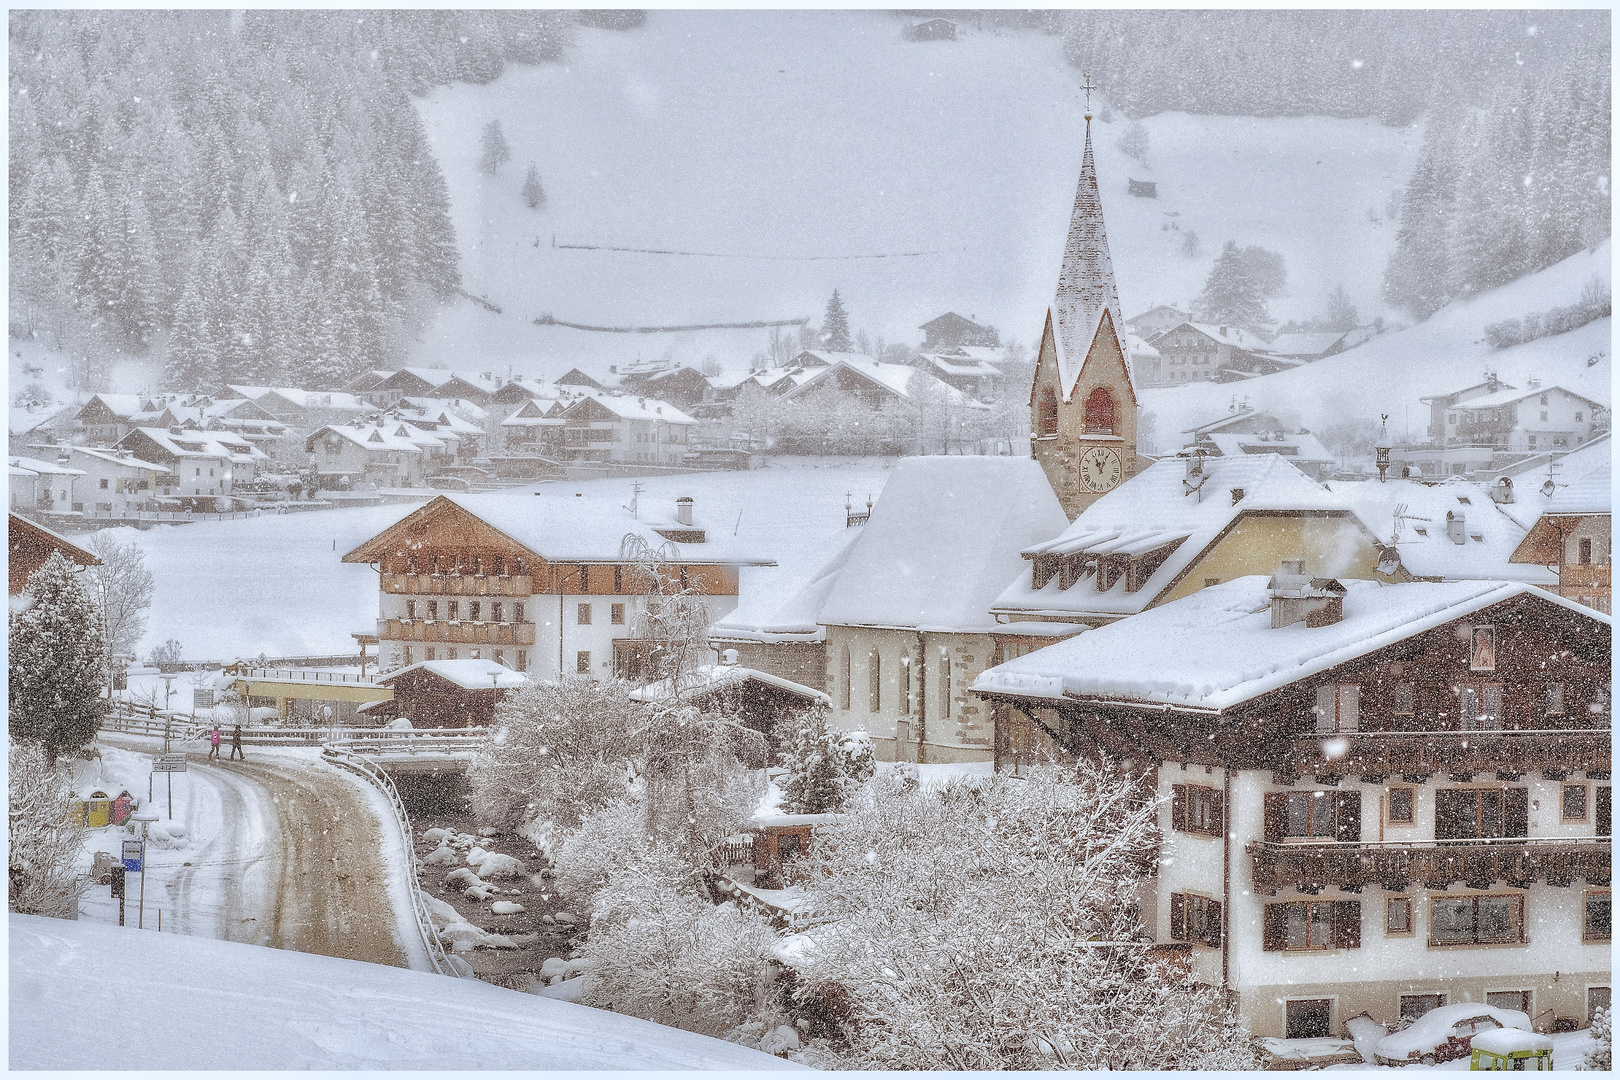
[522,163,547,209]
[777,706,875,815]
[820,289,853,352]
[8,552,106,758]
[1194,241,1274,337]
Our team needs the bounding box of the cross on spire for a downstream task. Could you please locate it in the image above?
[1081,71,1095,117]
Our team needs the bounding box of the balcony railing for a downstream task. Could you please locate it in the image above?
[1282,730,1611,782]
[380,573,533,597]
[379,618,536,646]
[1249,837,1611,896]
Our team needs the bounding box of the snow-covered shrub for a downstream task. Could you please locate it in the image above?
[468,677,639,833]
[777,707,874,814]
[1584,1006,1611,1071]
[8,739,89,918]
[550,799,651,905]
[780,759,1257,1070]
[580,852,778,1040]
[9,552,107,757]
[642,702,767,865]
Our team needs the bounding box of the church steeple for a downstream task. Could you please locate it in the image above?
[1050,106,1126,401]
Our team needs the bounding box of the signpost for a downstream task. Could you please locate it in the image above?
[153,753,186,818]
[130,809,158,929]
[110,865,126,925]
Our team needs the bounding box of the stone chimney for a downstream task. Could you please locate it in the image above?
[1446,510,1466,545]
[1490,476,1514,504]
[1268,560,1346,628]
[675,496,694,526]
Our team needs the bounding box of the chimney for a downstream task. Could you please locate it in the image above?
[1490,476,1514,504]
[1219,325,1228,337]
[1268,561,1347,628]
[1446,511,1466,545]
[675,496,694,526]
[1231,487,1245,505]
[609,365,617,374]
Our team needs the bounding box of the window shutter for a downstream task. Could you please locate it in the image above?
[1263,903,1287,951]
[1169,892,1186,941]
[1314,684,1336,733]
[1211,788,1225,836]
[1338,683,1360,732]
[1334,791,1362,842]
[1171,786,1187,833]
[1503,787,1529,839]
[1205,899,1224,949]
[1599,786,1611,838]
[1264,793,1288,843]
[1434,789,1465,841]
[1332,900,1362,949]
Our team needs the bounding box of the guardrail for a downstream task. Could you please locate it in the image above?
[324,732,490,756]
[321,746,467,978]
[231,667,381,685]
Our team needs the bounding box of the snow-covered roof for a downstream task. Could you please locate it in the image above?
[566,391,697,424]
[1468,1028,1553,1056]
[1124,332,1160,360]
[306,424,425,454]
[122,428,265,463]
[786,355,981,407]
[80,393,146,420]
[1175,321,1271,351]
[397,396,490,423]
[995,454,1344,619]
[9,404,67,436]
[62,446,172,473]
[818,457,1069,633]
[1543,458,1611,515]
[1050,120,1128,402]
[712,529,862,643]
[1451,383,1603,411]
[1323,477,1555,584]
[973,576,1606,712]
[1203,430,1335,465]
[224,386,371,411]
[1263,331,1347,358]
[377,658,528,690]
[8,455,84,477]
[627,663,830,706]
[919,353,1002,378]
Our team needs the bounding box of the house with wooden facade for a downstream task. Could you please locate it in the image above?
[780,352,975,411]
[343,493,773,681]
[305,422,429,489]
[498,397,566,458]
[1143,321,1294,386]
[8,511,99,594]
[557,392,696,466]
[1183,407,1337,481]
[1511,460,1611,614]
[371,658,527,728]
[973,575,1612,1040]
[918,312,998,351]
[912,348,1003,399]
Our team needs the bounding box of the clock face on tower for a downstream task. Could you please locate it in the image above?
[1078,446,1123,493]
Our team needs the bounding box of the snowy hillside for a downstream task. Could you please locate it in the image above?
[10,913,803,1070]
[409,10,1419,378]
[1138,240,1612,449]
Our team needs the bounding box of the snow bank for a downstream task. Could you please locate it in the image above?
[10,913,803,1070]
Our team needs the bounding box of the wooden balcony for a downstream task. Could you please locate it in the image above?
[380,573,533,597]
[1249,838,1611,896]
[379,618,535,646]
[1282,730,1611,783]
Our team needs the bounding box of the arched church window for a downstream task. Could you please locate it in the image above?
[1083,387,1116,435]
[1037,386,1059,437]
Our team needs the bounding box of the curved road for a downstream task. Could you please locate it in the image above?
[101,738,409,968]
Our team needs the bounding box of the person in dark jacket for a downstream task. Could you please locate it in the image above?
[229,724,245,760]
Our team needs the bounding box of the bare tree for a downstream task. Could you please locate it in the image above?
[83,533,155,697]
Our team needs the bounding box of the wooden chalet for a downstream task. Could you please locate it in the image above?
[372,658,526,728]
[919,312,998,351]
[1511,460,1611,614]
[9,512,99,594]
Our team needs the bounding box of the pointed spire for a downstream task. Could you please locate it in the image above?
[1050,113,1125,399]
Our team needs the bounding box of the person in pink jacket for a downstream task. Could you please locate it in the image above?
[208,727,221,760]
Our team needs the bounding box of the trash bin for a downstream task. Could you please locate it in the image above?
[72,791,112,827]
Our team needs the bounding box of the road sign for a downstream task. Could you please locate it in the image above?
[152,753,187,773]
[121,839,144,873]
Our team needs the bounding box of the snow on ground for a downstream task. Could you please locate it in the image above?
[98,457,894,662]
[1319,1028,1596,1071]
[9,913,805,1070]
[412,10,1419,377]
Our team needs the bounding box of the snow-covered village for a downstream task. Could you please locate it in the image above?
[7,9,1614,1073]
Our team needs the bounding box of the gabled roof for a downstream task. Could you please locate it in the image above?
[994,454,1348,619]
[919,353,1003,379]
[1322,477,1554,585]
[555,368,603,389]
[563,391,697,424]
[919,311,988,333]
[1542,459,1611,516]
[785,356,981,407]
[61,446,172,473]
[1262,331,1347,358]
[973,577,1607,712]
[75,394,146,422]
[8,512,101,569]
[376,658,528,690]
[713,530,862,644]
[1125,304,1188,323]
[1445,383,1604,412]
[500,398,564,427]
[1420,379,1517,405]
[1510,460,1612,565]
[395,397,489,424]
[8,455,84,477]
[1165,321,1271,352]
[818,457,1069,633]
[1203,431,1335,466]
[1050,118,1128,401]
[121,427,266,463]
[9,404,68,436]
[304,424,425,454]
[344,493,775,566]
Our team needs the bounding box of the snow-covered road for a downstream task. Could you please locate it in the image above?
[87,738,410,968]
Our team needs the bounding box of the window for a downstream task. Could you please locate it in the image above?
[839,646,851,710]
[577,603,591,625]
[1386,897,1414,936]
[1283,998,1333,1040]
[1313,683,1360,732]
[516,650,527,671]
[1448,413,1457,426]
[778,832,802,860]
[1541,411,1550,422]
[1264,900,1360,951]
[1394,683,1415,715]
[1169,893,1222,947]
[1470,626,1496,671]
[1576,411,1584,422]
[514,603,525,623]
[614,565,623,593]
[1591,987,1612,1021]
[99,478,109,489]
[1579,538,1593,565]
[1265,790,1360,841]
[403,646,413,665]
[1036,386,1058,437]
[1457,683,1504,730]
[1599,786,1611,837]
[1171,784,1223,837]
[579,566,590,592]
[448,601,460,621]
[1545,682,1565,714]
[425,647,436,661]
[1429,894,1524,945]
[492,555,503,575]
[938,647,951,721]
[1435,788,1527,839]
[611,603,624,625]
[447,648,457,660]
[1540,393,1549,406]
[405,600,416,620]
[1387,787,1415,824]
[427,600,439,621]
[492,602,502,623]
[1486,990,1531,1013]
[576,651,591,674]
[469,601,480,621]
[868,649,881,713]
[1083,386,1116,434]
[1564,784,1589,821]
[1401,994,1447,1022]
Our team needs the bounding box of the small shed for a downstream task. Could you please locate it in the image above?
[752,812,842,883]
[629,661,829,749]
[373,659,527,728]
[904,18,956,42]
[1128,178,1158,198]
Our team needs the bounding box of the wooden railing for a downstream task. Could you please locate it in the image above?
[1248,837,1611,896]
[233,667,381,685]
[380,573,533,596]
[379,618,535,646]
[1282,730,1611,782]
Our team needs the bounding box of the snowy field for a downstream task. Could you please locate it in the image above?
[103,458,894,662]
[10,913,804,1070]
[411,10,1420,376]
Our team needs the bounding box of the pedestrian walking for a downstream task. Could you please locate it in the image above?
[208,727,222,760]
[229,724,244,760]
